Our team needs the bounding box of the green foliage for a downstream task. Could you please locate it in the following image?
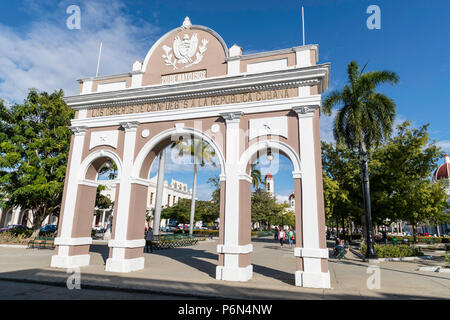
[322,141,363,232]
[0,89,74,236]
[161,198,218,225]
[251,188,290,230]
[323,61,399,151]
[322,120,449,244]
[0,231,32,244]
[250,164,263,189]
[361,244,423,258]
[95,185,114,210]
[370,121,449,239]
[174,229,219,236]
[388,236,449,244]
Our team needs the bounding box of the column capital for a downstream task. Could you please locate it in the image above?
[238,173,252,184]
[120,121,140,132]
[292,105,319,118]
[220,111,243,123]
[70,126,88,135]
[292,171,303,179]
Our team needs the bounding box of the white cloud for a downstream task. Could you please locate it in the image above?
[437,140,450,152]
[320,109,336,143]
[0,0,160,104]
[276,194,289,204]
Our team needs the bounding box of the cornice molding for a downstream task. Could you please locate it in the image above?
[65,64,330,110]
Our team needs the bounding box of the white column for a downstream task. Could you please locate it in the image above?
[101,210,106,227]
[106,121,145,273]
[153,148,166,237]
[51,126,91,269]
[13,207,21,225]
[293,106,330,289]
[216,112,252,282]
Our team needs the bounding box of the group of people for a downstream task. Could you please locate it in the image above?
[274,226,295,248]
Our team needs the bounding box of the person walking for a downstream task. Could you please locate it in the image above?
[274,226,279,241]
[279,227,285,248]
[288,229,294,249]
[145,227,153,253]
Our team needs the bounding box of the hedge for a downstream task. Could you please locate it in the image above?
[173,229,262,237]
[361,244,423,258]
[173,229,219,236]
[388,236,449,244]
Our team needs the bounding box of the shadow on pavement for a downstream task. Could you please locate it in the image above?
[0,268,443,300]
[150,247,217,279]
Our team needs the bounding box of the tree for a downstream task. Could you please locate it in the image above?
[322,142,362,240]
[206,176,220,222]
[250,164,263,188]
[160,198,217,226]
[369,121,449,242]
[251,188,288,230]
[95,185,114,210]
[161,199,193,225]
[323,61,399,257]
[171,137,217,235]
[0,89,74,237]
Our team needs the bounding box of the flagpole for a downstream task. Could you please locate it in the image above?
[302,6,305,46]
[96,41,103,77]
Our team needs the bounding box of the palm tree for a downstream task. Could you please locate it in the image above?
[323,61,399,258]
[171,137,217,235]
[251,164,263,189]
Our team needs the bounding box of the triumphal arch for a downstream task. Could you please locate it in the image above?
[51,17,331,288]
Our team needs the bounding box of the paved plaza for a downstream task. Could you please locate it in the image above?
[0,238,448,300]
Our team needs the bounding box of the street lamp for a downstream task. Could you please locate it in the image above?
[267,148,274,162]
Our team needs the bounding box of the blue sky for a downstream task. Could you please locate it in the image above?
[1,0,449,200]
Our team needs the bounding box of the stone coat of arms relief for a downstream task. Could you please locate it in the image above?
[162,17,208,70]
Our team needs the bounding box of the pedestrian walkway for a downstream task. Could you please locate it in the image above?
[0,238,448,299]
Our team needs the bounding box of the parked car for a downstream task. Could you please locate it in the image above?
[40,224,57,232]
[93,225,106,232]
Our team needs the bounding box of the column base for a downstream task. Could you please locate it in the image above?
[295,271,331,288]
[216,265,253,282]
[105,257,145,273]
[50,254,90,269]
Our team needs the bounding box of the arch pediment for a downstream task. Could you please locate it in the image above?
[141,17,228,86]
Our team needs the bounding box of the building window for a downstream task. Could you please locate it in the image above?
[168,194,171,206]
[150,193,154,205]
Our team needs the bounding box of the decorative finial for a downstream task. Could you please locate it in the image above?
[182,16,192,29]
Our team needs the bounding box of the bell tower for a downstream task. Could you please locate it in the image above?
[265,173,274,195]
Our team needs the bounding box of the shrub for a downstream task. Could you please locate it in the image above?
[173,229,219,237]
[0,231,32,244]
[9,228,33,238]
[39,230,57,237]
[388,236,448,244]
[445,252,450,265]
[361,244,423,258]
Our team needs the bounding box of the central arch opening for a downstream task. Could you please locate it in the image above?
[133,127,225,279]
[240,143,302,285]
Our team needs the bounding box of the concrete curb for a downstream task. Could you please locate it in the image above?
[0,244,28,249]
[0,275,244,300]
[418,266,450,273]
